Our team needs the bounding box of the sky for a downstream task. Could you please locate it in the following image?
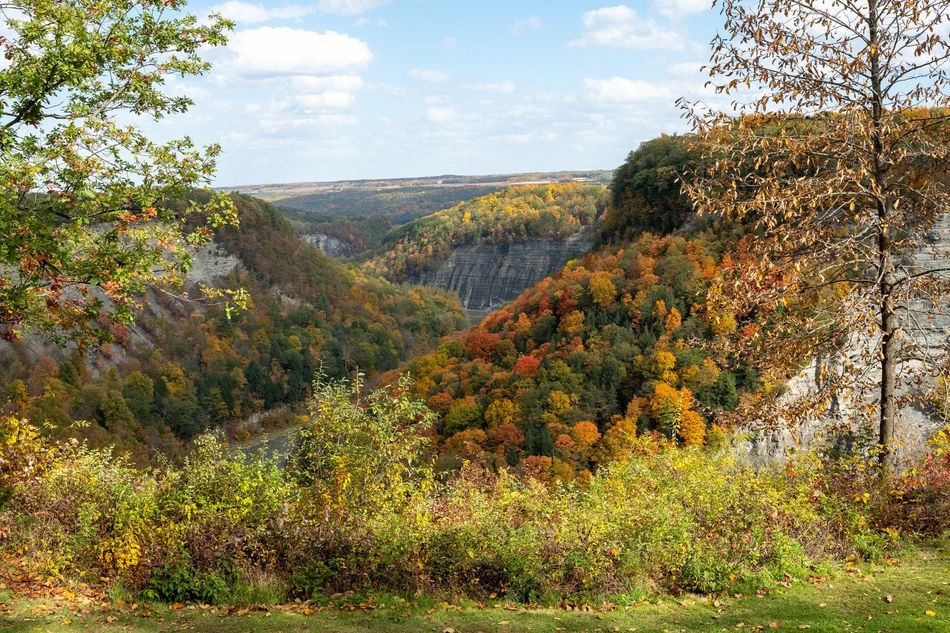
[163,1,724,186]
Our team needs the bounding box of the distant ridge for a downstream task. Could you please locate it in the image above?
[218,170,613,202]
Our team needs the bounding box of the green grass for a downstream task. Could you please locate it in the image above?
[1,543,947,633]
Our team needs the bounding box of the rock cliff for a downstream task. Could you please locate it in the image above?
[411,231,593,312]
[742,212,950,464]
[301,233,353,258]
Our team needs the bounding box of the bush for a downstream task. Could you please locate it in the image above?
[146,561,230,604]
[3,385,945,605]
[4,420,296,601]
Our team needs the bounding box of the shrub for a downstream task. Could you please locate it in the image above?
[288,372,434,517]
[4,382,945,605]
[146,560,230,604]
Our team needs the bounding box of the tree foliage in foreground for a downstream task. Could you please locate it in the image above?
[682,0,950,466]
[0,0,236,344]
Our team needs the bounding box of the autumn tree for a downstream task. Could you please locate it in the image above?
[289,373,434,515]
[0,0,238,344]
[683,0,950,467]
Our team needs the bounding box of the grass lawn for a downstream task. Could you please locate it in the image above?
[1,542,947,633]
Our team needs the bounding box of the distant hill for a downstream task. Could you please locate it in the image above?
[363,184,607,313]
[222,171,612,209]
[221,171,612,259]
[278,185,507,224]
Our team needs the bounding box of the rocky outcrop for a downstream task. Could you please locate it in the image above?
[185,242,240,285]
[411,231,593,311]
[2,241,242,374]
[741,212,950,465]
[301,233,352,258]
[740,352,944,466]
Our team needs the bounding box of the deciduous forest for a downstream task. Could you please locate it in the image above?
[1,0,948,631]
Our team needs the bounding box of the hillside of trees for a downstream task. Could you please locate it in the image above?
[383,133,831,478]
[391,231,756,478]
[0,194,467,463]
[279,185,505,224]
[366,183,608,281]
[2,0,948,624]
[600,134,701,242]
[361,142,737,477]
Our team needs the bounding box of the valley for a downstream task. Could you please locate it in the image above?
[1,0,948,628]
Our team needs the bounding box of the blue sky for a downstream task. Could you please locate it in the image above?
[166,1,723,185]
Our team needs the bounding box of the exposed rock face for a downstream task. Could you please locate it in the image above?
[185,242,240,285]
[411,231,593,311]
[2,241,242,374]
[301,233,352,258]
[740,352,944,466]
[741,212,950,465]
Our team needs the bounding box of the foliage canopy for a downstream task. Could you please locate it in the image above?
[0,0,236,344]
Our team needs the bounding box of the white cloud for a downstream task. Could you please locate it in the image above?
[465,81,517,94]
[311,114,359,126]
[211,1,313,23]
[289,75,365,92]
[294,91,357,109]
[222,28,373,78]
[491,131,559,144]
[652,0,710,20]
[512,16,542,37]
[409,68,452,83]
[426,107,457,123]
[441,36,458,48]
[571,5,688,51]
[584,77,675,103]
[666,61,705,77]
[318,0,389,16]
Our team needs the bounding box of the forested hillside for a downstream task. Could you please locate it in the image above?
[600,134,700,241]
[394,234,757,477]
[377,135,789,478]
[0,195,466,462]
[366,183,607,281]
[279,185,505,223]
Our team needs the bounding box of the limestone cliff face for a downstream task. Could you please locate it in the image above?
[741,212,950,464]
[3,241,241,374]
[301,233,352,258]
[410,232,592,311]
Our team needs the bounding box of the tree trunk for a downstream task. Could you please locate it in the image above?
[879,301,898,469]
[868,0,898,470]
